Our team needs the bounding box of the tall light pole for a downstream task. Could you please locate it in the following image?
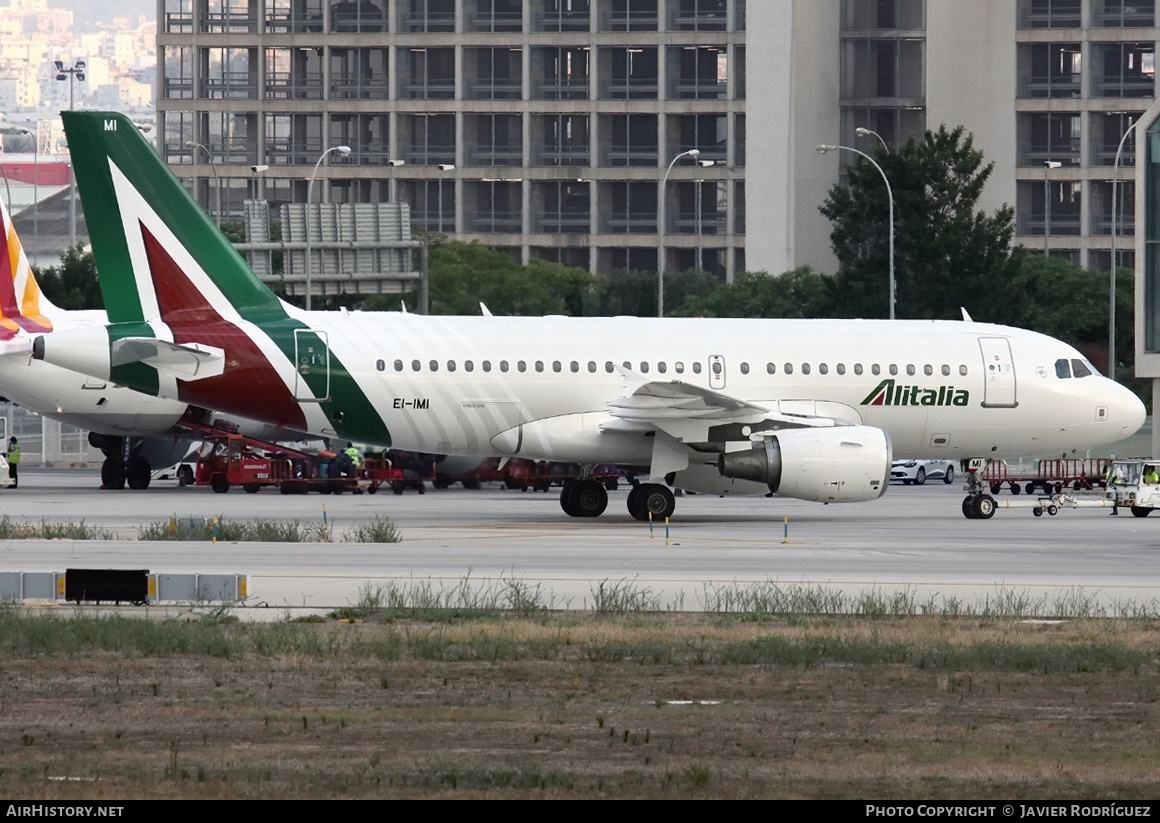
[658,148,700,317]
[388,159,405,203]
[437,164,454,232]
[1044,160,1062,256]
[817,143,896,320]
[53,60,85,111]
[305,144,351,311]
[55,60,84,248]
[186,141,221,228]
[1109,119,1135,382]
[692,159,715,273]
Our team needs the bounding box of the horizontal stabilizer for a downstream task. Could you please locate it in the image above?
[111,338,225,380]
[0,337,34,357]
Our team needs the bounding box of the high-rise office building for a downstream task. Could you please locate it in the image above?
[156,1,1156,282]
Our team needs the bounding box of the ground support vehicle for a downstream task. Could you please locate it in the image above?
[193,433,360,494]
[504,460,581,492]
[362,456,426,495]
[980,458,1112,495]
[961,458,1116,519]
[1104,459,1160,517]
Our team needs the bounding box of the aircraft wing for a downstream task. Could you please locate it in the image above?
[602,378,858,444]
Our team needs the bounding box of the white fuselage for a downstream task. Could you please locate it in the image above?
[285,312,1143,464]
[0,309,189,436]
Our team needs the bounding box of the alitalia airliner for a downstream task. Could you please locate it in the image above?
[31,112,1146,520]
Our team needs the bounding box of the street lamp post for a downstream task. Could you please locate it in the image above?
[388,159,405,203]
[817,143,896,320]
[186,141,221,228]
[305,144,351,311]
[1109,119,1135,382]
[54,61,85,248]
[1044,160,1062,256]
[658,148,700,317]
[855,126,889,152]
[437,164,454,232]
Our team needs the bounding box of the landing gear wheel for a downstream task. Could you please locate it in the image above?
[915,467,926,486]
[126,455,151,490]
[560,480,580,516]
[973,494,996,519]
[943,466,954,485]
[101,458,126,490]
[962,495,978,519]
[573,480,608,518]
[629,483,675,521]
[626,484,641,515]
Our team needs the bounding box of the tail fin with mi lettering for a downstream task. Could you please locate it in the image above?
[51,111,387,442]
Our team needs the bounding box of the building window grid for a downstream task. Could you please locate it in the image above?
[537,0,591,32]
[1019,112,1081,167]
[1019,0,1082,29]
[1095,42,1155,98]
[1095,0,1156,28]
[162,0,742,276]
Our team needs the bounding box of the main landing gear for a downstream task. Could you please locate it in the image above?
[559,479,608,517]
[91,434,152,491]
[558,477,676,520]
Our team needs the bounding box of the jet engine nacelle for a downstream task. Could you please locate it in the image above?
[718,425,892,504]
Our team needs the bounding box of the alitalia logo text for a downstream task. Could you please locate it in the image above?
[860,379,969,407]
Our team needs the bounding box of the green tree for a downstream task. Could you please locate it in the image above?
[408,240,606,316]
[35,245,103,310]
[674,268,835,318]
[599,268,721,316]
[820,125,1020,320]
[1002,252,1134,380]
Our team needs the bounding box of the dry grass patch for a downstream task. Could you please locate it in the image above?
[0,613,1157,798]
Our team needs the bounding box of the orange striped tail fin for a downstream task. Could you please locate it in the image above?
[0,199,52,339]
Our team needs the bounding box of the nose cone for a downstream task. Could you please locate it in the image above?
[1108,379,1147,441]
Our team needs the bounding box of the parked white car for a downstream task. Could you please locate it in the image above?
[890,459,955,486]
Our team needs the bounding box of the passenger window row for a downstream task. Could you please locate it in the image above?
[373,358,971,377]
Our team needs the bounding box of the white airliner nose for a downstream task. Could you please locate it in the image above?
[1107,380,1147,441]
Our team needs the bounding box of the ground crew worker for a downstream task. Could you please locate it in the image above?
[1145,466,1159,485]
[344,443,362,477]
[5,437,18,488]
[1106,462,1122,515]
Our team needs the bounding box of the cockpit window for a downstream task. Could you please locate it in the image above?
[1055,358,1071,379]
[1071,359,1092,378]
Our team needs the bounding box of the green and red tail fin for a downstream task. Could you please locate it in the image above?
[0,197,54,339]
[60,111,390,445]
[61,111,283,324]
